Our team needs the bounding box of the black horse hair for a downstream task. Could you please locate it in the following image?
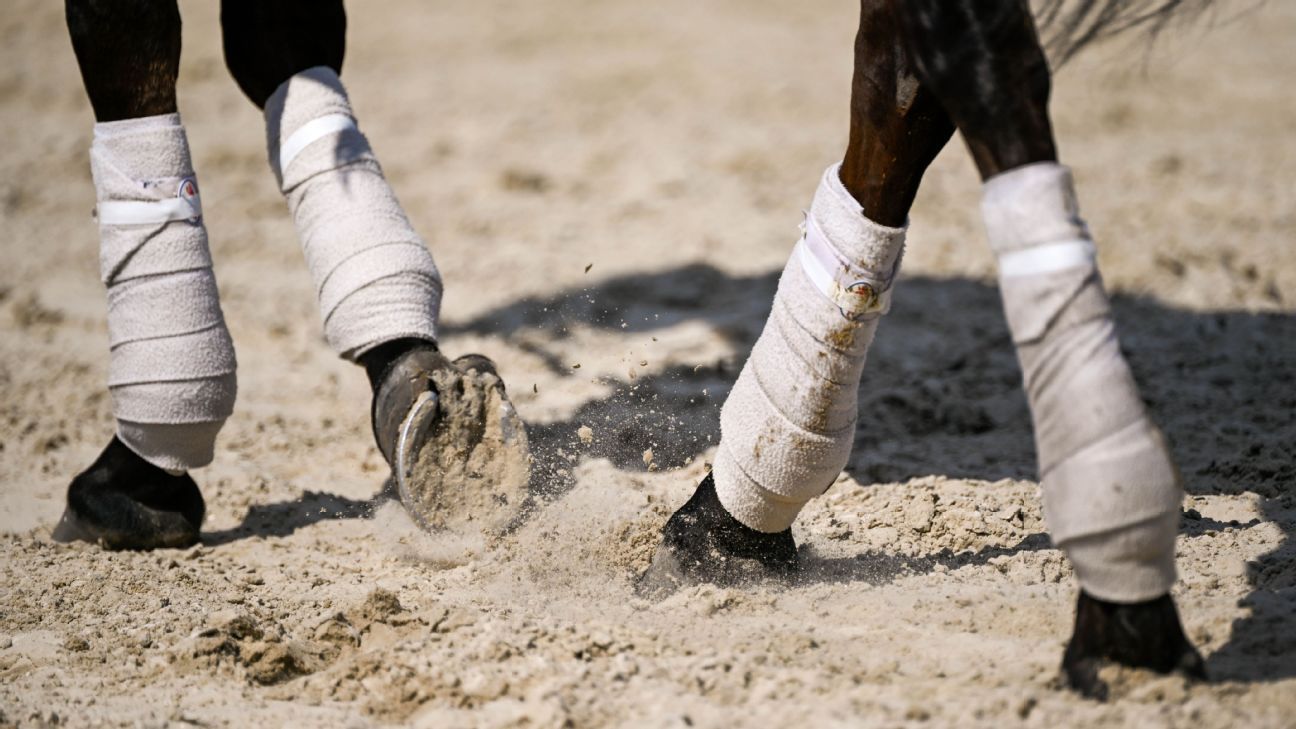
[1034,0,1218,63]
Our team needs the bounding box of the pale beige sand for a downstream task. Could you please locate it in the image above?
[1,0,1294,726]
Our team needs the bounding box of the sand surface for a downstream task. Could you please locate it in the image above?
[2,1,1294,726]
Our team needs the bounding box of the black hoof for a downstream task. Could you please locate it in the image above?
[636,473,798,597]
[52,436,205,550]
[363,338,531,534]
[1061,590,1207,700]
[361,338,451,467]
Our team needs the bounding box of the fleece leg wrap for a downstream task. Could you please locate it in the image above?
[265,67,442,360]
[90,114,237,472]
[983,162,1182,602]
[713,164,905,533]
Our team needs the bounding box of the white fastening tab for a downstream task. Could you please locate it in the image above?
[97,195,202,226]
[796,213,894,320]
[278,113,356,172]
[997,239,1096,278]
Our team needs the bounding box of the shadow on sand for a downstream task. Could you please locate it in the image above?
[214,261,1295,682]
[445,262,1296,683]
[201,479,397,547]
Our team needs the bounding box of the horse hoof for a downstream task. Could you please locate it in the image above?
[1061,590,1207,700]
[52,437,204,550]
[378,349,532,536]
[636,473,798,598]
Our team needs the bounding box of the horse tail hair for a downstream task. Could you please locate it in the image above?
[1033,0,1219,64]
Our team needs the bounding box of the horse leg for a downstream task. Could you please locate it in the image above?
[220,1,442,462]
[220,2,529,506]
[891,0,1205,698]
[637,0,954,595]
[54,0,240,549]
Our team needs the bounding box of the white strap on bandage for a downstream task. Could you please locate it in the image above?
[266,67,442,359]
[997,239,1096,277]
[713,163,904,533]
[795,213,896,320]
[90,113,236,473]
[983,162,1182,601]
[278,113,356,172]
[96,178,202,226]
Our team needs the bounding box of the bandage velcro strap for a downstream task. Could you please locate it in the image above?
[97,195,202,226]
[796,213,897,321]
[997,239,1096,277]
[278,112,358,173]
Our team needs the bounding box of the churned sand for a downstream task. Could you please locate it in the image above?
[1,0,1293,726]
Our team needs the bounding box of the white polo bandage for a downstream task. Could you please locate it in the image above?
[983,162,1182,602]
[713,164,904,533]
[90,114,237,472]
[265,67,442,360]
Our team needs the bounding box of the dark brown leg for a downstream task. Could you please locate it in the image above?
[889,0,1205,698]
[637,0,955,597]
[220,0,347,109]
[889,0,1056,180]
[66,0,181,122]
[840,0,955,226]
[55,0,205,549]
[221,0,444,458]
[222,0,426,383]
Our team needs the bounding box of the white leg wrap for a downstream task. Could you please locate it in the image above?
[713,165,905,533]
[90,114,237,472]
[983,162,1182,602]
[265,67,442,360]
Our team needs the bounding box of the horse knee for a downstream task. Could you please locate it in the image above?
[221,0,347,108]
[66,0,181,121]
